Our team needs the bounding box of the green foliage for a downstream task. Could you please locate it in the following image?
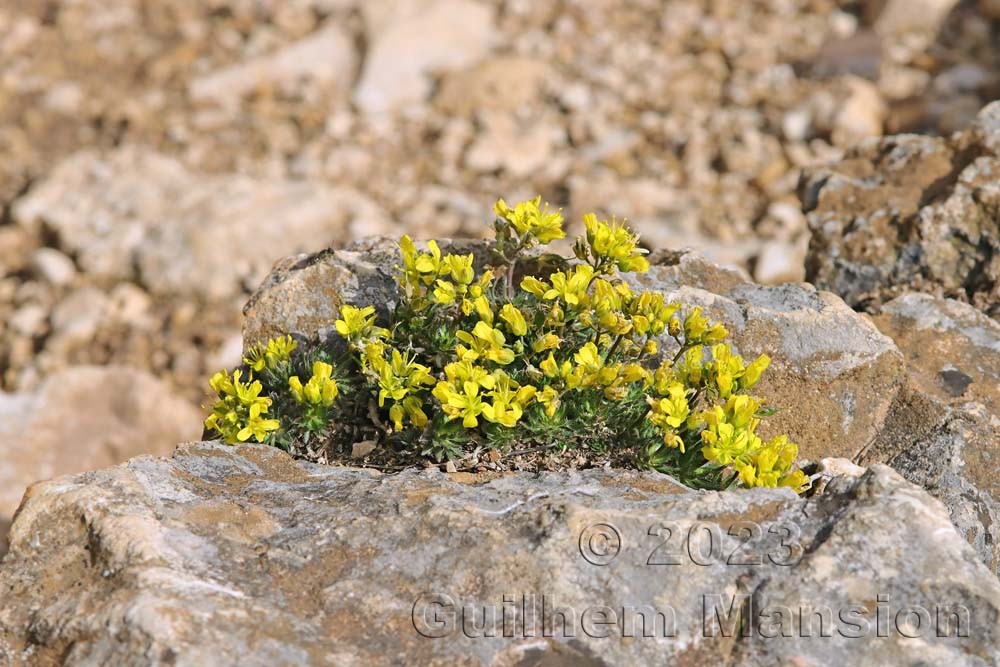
[204,198,808,492]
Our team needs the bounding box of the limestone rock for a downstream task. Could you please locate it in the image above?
[0,366,202,554]
[865,294,1000,572]
[886,403,1000,574]
[803,102,1000,317]
[242,237,487,351]
[29,247,76,287]
[0,442,997,665]
[873,294,1000,416]
[874,0,961,40]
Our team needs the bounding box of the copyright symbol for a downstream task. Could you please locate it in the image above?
[579,523,622,566]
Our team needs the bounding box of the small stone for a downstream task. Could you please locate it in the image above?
[832,77,887,146]
[30,248,77,287]
[189,22,356,109]
[874,0,961,40]
[49,287,110,347]
[817,457,867,478]
[350,440,377,459]
[753,239,806,285]
[9,304,47,337]
[781,108,812,142]
[354,0,496,113]
[444,460,458,473]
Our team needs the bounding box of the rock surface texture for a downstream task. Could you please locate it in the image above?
[803,101,1000,317]
[1,442,997,666]
[802,102,1000,571]
[0,366,202,556]
[864,294,1000,572]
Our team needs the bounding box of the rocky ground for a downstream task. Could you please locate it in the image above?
[2,0,1000,408]
[4,2,1000,661]
[3,443,998,665]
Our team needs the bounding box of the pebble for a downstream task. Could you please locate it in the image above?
[31,248,77,287]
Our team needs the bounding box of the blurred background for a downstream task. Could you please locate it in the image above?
[0,0,998,544]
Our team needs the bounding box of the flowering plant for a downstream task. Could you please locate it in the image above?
[204,198,807,492]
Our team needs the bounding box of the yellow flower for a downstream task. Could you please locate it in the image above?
[620,363,651,385]
[673,347,704,387]
[237,402,281,443]
[736,436,808,492]
[532,333,561,353]
[630,292,680,337]
[243,335,298,372]
[433,379,486,428]
[442,253,475,285]
[335,305,388,343]
[455,321,515,365]
[398,236,448,302]
[499,303,528,336]
[741,354,770,390]
[683,307,708,341]
[580,213,650,273]
[543,265,595,306]
[520,276,548,297]
[204,369,279,444]
[709,343,745,399]
[495,197,566,244]
[443,359,495,388]
[288,361,339,407]
[415,239,444,276]
[434,267,494,319]
[536,385,561,417]
[646,383,690,450]
[373,349,434,408]
[481,372,537,427]
[573,342,604,374]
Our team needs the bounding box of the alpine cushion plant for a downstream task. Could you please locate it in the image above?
[204,197,808,493]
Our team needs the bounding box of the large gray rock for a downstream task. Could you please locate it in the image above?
[873,293,1000,417]
[863,294,1000,572]
[803,102,1000,318]
[244,241,906,463]
[0,366,202,556]
[0,442,997,665]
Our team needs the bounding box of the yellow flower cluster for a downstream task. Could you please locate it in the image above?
[334,305,389,343]
[372,349,435,430]
[699,396,807,491]
[203,196,806,493]
[243,335,298,372]
[432,363,536,428]
[204,370,280,443]
[494,197,566,245]
[575,213,650,273]
[289,361,339,408]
